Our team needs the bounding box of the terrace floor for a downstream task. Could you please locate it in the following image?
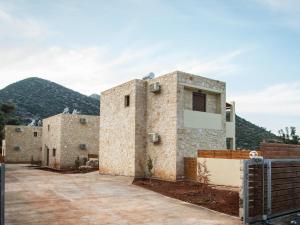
[5,164,243,225]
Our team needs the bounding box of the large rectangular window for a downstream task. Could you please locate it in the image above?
[192,92,206,112]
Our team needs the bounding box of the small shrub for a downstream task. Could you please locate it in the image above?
[147,157,154,184]
[197,160,211,196]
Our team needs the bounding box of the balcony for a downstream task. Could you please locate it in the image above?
[183,110,222,130]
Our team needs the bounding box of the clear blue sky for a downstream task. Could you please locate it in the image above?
[0,0,299,133]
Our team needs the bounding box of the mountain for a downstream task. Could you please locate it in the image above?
[0,77,278,149]
[0,77,99,123]
[89,94,100,100]
[236,115,278,150]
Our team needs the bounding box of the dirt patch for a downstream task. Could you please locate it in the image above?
[133,178,239,216]
[33,166,98,174]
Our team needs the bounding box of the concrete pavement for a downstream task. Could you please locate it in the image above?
[5,164,243,225]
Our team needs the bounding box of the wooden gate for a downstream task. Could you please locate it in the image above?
[0,164,4,225]
[243,159,300,224]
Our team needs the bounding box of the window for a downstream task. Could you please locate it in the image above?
[33,132,38,137]
[48,124,50,131]
[226,138,233,150]
[124,95,130,107]
[53,148,56,157]
[192,92,206,112]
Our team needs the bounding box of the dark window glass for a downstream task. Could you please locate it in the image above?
[33,132,38,137]
[53,148,56,157]
[124,95,130,107]
[192,92,206,112]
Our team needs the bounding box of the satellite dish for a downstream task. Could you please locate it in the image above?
[62,107,69,114]
[28,119,36,127]
[142,72,155,80]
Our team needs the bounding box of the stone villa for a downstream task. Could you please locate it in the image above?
[42,114,100,170]
[1,125,42,163]
[99,71,236,181]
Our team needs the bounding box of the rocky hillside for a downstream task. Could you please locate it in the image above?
[0,77,277,149]
[0,77,99,123]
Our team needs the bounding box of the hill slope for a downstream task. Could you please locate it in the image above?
[0,77,278,149]
[0,77,99,121]
[236,115,278,150]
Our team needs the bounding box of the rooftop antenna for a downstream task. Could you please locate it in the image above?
[142,72,155,80]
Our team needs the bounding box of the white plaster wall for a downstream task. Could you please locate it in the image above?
[198,158,243,187]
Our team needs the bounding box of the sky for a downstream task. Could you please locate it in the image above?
[0,0,299,134]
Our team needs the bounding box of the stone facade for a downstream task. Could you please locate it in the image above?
[42,114,99,170]
[100,71,234,181]
[2,125,42,163]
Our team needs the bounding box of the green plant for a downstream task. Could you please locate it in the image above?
[278,126,300,144]
[147,157,154,184]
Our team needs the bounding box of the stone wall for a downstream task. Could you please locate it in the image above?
[183,88,221,114]
[99,80,139,176]
[42,115,62,169]
[146,72,178,181]
[4,125,42,163]
[99,71,229,181]
[43,114,99,170]
[177,71,227,179]
[134,80,147,177]
[60,114,99,169]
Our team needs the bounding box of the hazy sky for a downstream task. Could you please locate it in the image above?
[0,0,299,133]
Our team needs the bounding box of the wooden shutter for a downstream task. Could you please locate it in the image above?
[192,92,206,112]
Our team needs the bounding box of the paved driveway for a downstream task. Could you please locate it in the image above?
[5,164,243,225]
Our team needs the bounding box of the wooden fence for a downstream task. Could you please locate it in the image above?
[244,159,300,224]
[198,143,300,160]
[260,143,300,159]
[198,150,261,159]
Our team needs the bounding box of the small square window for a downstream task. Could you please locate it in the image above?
[33,132,38,137]
[53,148,56,157]
[124,95,130,107]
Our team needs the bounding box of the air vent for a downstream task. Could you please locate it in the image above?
[15,127,23,132]
[149,82,161,93]
[79,118,87,124]
[79,144,87,150]
[14,145,21,151]
[148,133,160,143]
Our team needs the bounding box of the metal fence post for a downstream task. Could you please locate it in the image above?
[267,160,272,216]
[0,164,4,225]
[243,160,249,224]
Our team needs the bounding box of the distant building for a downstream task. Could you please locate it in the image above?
[99,71,236,181]
[2,125,42,163]
[42,114,99,170]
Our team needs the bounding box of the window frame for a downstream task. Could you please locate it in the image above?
[192,92,206,112]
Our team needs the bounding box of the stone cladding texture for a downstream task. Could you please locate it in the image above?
[42,114,99,169]
[3,125,42,163]
[99,71,227,181]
